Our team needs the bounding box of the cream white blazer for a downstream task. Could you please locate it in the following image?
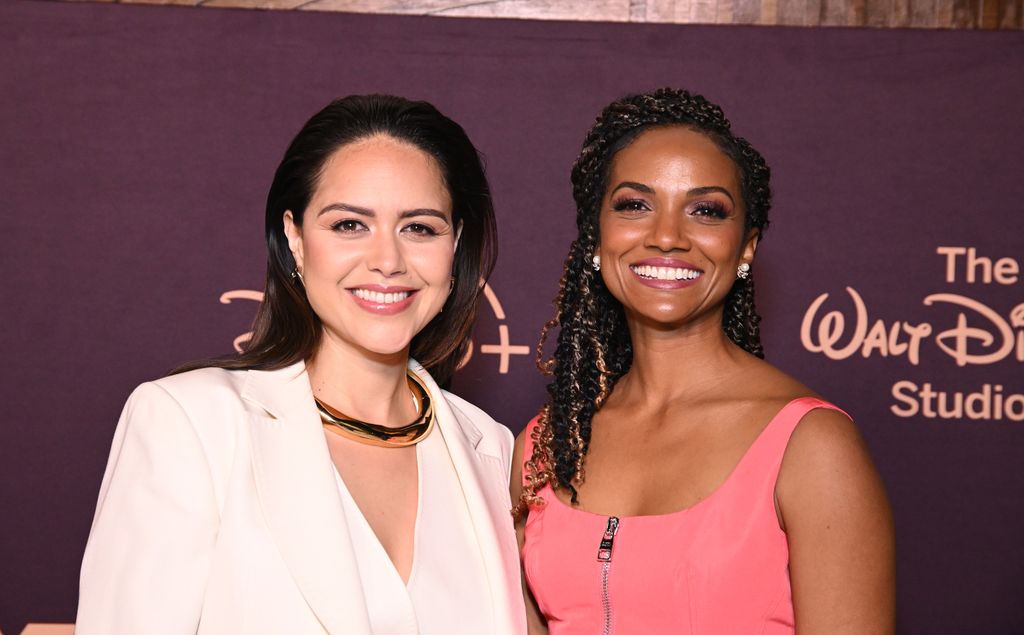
[76,361,526,635]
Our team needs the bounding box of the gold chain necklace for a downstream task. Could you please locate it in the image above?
[315,370,434,448]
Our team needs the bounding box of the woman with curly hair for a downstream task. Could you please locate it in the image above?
[512,88,895,634]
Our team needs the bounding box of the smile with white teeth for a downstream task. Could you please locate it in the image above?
[352,289,411,304]
[630,265,702,281]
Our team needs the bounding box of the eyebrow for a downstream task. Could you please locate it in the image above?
[317,203,450,224]
[610,182,735,204]
[610,181,655,195]
[687,186,735,204]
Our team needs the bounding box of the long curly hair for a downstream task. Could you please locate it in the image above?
[517,88,772,514]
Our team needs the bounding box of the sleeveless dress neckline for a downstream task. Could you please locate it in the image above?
[521,395,848,635]
[535,397,822,522]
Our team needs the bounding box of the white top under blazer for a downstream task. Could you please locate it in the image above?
[336,424,491,634]
[76,360,526,635]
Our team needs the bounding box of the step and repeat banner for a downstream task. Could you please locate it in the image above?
[2,1,1021,632]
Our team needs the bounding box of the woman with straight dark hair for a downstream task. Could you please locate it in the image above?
[78,95,526,635]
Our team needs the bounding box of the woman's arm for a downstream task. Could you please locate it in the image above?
[776,408,896,634]
[77,381,219,634]
[511,430,549,635]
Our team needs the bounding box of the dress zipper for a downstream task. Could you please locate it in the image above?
[597,516,620,635]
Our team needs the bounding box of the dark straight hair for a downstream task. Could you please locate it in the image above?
[174,94,498,386]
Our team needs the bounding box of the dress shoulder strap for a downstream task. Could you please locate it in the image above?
[746,396,850,489]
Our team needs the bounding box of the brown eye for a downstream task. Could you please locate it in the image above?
[691,201,727,219]
[331,219,367,232]
[612,198,649,212]
[404,223,438,236]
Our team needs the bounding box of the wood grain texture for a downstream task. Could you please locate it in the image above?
[49,0,1024,27]
[910,0,938,26]
[301,0,631,21]
[1000,0,1023,27]
[733,0,763,23]
[201,0,309,8]
[820,0,850,25]
[864,0,891,26]
[891,0,912,25]
[776,0,808,24]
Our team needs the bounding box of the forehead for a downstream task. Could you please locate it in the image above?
[608,126,740,191]
[313,135,450,205]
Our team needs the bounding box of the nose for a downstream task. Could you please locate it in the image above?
[367,230,407,277]
[645,210,690,252]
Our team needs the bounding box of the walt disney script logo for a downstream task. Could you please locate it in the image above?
[800,247,1024,422]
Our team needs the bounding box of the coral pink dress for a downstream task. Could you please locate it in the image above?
[521,397,844,634]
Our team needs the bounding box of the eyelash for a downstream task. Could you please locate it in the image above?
[691,201,727,219]
[611,198,650,213]
[329,219,440,236]
[611,198,728,219]
[331,219,366,233]
[404,223,438,237]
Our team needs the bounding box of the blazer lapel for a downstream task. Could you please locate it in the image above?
[411,363,523,635]
[242,362,372,634]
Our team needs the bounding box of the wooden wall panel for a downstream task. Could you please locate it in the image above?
[49,0,1024,28]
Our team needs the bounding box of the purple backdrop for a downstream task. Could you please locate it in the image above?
[2,1,1023,632]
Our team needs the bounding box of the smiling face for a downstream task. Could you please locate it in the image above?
[597,125,759,330]
[283,134,458,361]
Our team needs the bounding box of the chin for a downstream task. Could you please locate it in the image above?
[355,331,419,358]
[317,316,418,360]
[630,307,693,327]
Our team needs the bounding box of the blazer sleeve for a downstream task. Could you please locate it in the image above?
[77,381,219,634]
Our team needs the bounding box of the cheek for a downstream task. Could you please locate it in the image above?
[304,240,355,275]
[599,220,644,253]
[408,242,456,282]
[693,227,744,258]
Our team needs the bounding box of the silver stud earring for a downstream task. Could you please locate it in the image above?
[591,254,601,272]
[736,263,751,280]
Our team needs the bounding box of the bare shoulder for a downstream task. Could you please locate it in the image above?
[735,357,886,514]
[740,354,819,402]
[510,427,527,502]
[726,356,821,422]
[513,425,529,463]
[782,407,873,486]
[776,404,891,538]
[772,396,896,631]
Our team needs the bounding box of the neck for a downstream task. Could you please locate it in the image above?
[617,308,746,407]
[306,334,418,429]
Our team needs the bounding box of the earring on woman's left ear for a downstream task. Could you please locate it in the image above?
[736,263,751,280]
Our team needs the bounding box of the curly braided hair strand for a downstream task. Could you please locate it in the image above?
[515,88,771,516]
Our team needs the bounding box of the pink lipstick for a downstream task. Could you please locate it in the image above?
[628,258,704,289]
[348,284,417,315]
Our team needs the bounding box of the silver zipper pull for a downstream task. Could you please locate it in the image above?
[597,516,620,562]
